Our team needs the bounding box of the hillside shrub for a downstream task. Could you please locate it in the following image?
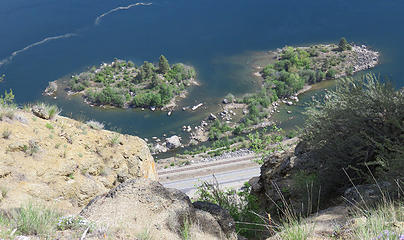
[302,74,404,196]
[196,181,266,239]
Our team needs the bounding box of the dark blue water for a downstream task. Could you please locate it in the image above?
[0,0,403,137]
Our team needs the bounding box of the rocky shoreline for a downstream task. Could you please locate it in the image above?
[44,57,198,111]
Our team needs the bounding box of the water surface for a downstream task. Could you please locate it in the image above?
[0,0,403,137]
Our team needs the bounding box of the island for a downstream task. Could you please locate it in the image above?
[61,55,197,109]
[236,38,379,128]
[153,39,380,155]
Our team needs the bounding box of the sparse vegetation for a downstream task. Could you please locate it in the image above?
[86,120,104,130]
[2,128,11,139]
[0,89,16,120]
[32,102,61,120]
[109,134,120,146]
[0,203,60,237]
[348,200,404,239]
[137,228,153,240]
[23,140,40,156]
[0,186,8,199]
[56,215,91,231]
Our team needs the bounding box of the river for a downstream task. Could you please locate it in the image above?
[0,0,403,138]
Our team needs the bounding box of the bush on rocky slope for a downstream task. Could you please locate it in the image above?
[301,74,404,197]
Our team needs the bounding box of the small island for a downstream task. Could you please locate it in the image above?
[255,38,379,100]
[157,39,380,154]
[64,55,197,109]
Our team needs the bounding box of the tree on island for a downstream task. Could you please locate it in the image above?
[338,37,352,51]
[158,55,170,74]
[151,73,162,88]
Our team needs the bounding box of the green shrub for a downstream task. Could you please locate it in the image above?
[338,37,352,51]
[326,68,337,79]
[0,203,60,236]
[302,74,404,197]
[196,181,265,238]
[33,102,61,120]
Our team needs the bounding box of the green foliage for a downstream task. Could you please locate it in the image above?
[86,87,125,107]
[348,200,404,240]
[302,74,404,196]
[33,103,60,120]
[326,68,337,79]
[180,218,191,240]
[338,37,352,51]
[0,203,60,236]
[196,181,265,238]
[23,140,40,156]
[246,126,284,159]
[0,89,16,121]
[0,89,15,106]
[108,134,120,146]
[208,120,232,140]
[277,219,314,240]
[232,124,245,135]
[71,57,195,109]
[0,74,5,82]
[158,55,170,74]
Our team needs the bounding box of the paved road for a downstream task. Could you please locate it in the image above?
[158,154,261,197]
[162,166,260,197]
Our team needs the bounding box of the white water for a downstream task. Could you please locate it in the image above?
[0,3,153,68]
[94,2,152,25]
[0,33,77,68]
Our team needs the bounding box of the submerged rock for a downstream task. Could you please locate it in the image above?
[209,113,217,120]
[43,81,58,96]
[166,135,182,149]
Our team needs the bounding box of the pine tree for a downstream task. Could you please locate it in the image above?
[338,37,351,51]
[158,55,170,74]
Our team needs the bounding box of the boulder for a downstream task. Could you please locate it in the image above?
[153,143,168,153]
[209,113,217,120]
[31,105,50,120]
[343,182,396,206]
[222,98,229,104]
[80,179,238,240]
[193,201,236,236]
[166,135,182,149]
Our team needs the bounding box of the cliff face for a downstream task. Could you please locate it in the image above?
[0,109,157,212]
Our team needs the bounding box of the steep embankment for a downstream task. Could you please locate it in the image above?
[0,108,157,212]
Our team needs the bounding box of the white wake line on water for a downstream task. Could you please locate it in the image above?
[0,3,153,68]
[0,33,77,68]
[94,2,152,25]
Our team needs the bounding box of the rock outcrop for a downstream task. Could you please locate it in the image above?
[80,179,238,240]
[0,109,157,212]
